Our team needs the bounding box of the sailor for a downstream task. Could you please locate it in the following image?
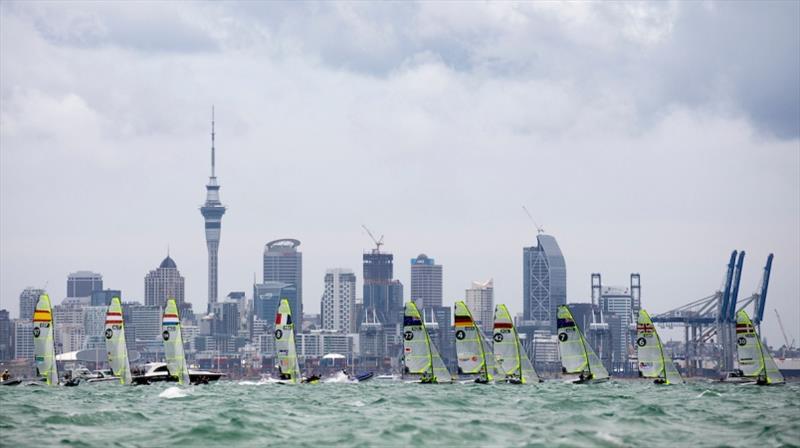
[756,373,768,386]
[1,370,10,381]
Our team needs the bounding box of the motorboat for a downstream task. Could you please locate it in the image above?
[131,362,224,385]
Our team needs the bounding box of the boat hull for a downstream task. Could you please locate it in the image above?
[131,371,224,385]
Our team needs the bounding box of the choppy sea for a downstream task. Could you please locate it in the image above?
[1,379,798,447]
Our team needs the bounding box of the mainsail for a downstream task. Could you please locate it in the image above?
[557,305,609,381]
[736,310,784,385]
[162,299,190,385]
[454,301,494,382]
[33,294,58,386]
[636,309,683,384]
[105,297,132,385]
[492,304,539,383]
[403,302,451,383]
[275,299,300,384]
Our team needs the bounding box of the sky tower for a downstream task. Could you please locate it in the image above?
[200,107,226,312]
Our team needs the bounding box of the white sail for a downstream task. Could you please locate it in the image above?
[403,302,451,383]
[33,294,58,386]
[105,297,132,384]
[557,305,609,381]
[275,299,300,383]
[454,301,494,381]
[162,299,190,385]
[736,310,784,384]
[493,304,539,383]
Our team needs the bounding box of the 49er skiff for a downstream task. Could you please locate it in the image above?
[557,305,609,384]
[403,302,452,383]
[636,309,683,384]
[454,301,495,383]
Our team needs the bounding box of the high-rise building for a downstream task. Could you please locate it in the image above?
[410,254,443,308]
[144,255,186,308]
[83,306,107,349]
[14,320,33,360]
[67,271,103,298]
[90,289,122,307]
[19,287,44,321]
[465,279,494,334]
[0,310,12,360]
[362,251,403,326]
[210,301,240,336]
[321,269,357,333]
[523,234,567,335]
[53,298,87,353]
[263,239,303,329]
[122,302,162,347]
[253,281,298,329]
[200,109,226,312]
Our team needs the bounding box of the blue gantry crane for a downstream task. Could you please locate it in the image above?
[651,251,773,376]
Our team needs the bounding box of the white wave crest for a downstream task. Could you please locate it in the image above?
[159,386,189,399]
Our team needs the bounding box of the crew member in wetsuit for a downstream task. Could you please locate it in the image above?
[1,370,10,381]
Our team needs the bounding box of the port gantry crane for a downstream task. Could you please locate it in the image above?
[651,252,773,376]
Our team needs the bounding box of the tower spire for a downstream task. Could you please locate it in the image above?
[211,105,216,178]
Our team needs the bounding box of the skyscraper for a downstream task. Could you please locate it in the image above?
[465,279,494,334]
[200,108,226,312]
[253,281,298,327]
[321,269,357,333]
[19,287,44,321]
[362,251,403,326]
[67,271,103,298]
[523,234,566,335]
[0,310,12,360]
[90,289,122,307]
[410,254,442,308]
[144,255,186,308]
[263,239,302,328]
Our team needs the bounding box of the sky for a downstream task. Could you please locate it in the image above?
[1,1,798,346]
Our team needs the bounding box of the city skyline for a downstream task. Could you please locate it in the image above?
[1,2,798,348]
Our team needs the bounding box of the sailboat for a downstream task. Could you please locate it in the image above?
[161,298,191,385]
[102,297,132,384]
[274,299,302,384]
[557,305,610,383]
[734,309,784,385]
[402,301,452,383]
[636,309,683,384]
[454,301,495,383]
[492,304,540,384]
[33,294,58,386]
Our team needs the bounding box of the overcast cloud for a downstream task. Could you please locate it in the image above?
[1,1,798,344]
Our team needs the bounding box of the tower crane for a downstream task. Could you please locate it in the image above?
[774,308,794,359]
[361,225,384,254]
[522,206,544,234]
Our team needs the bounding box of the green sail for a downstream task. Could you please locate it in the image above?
[105,297,132,385]
[557,305,609,381]
[403,302,451,383]
[162,299,190,385]
[637,309,683,384]
[33,294,58,386]
[454,300,494,381]
[275,299,300,383]
[493,304,539,383]
[736,310,784,385]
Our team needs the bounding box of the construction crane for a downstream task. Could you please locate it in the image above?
[361,225,384,254]
[522,206,544,234]
[774,308,794,359]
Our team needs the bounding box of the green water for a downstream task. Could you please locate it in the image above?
[1,379,798,447]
